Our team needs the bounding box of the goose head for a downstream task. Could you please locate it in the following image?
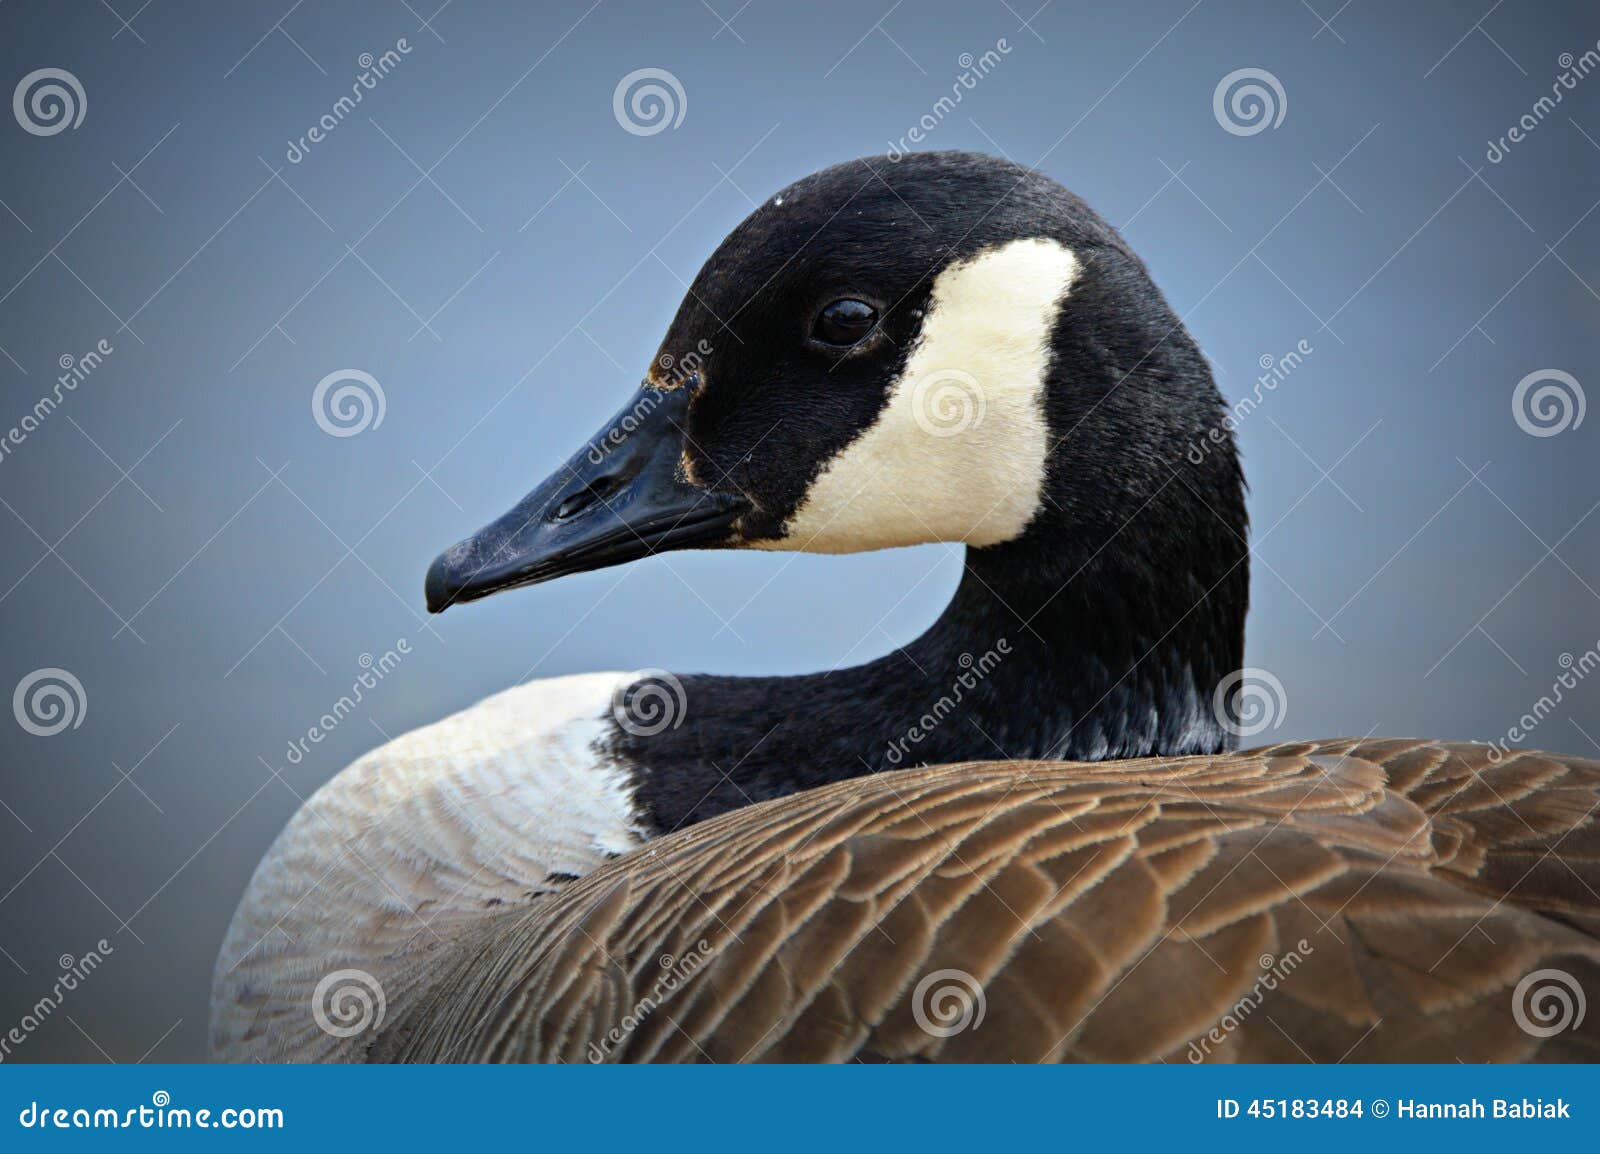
[425,151,1246,622]
[216,154,1251,1060]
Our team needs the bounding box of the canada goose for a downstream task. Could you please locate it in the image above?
[213,152,1600,1063]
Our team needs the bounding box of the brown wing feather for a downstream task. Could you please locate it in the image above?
[372,740,1600,1063]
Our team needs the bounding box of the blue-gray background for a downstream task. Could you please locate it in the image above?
[0,0,1595,1062]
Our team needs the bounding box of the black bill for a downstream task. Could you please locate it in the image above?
[424,387,747,612]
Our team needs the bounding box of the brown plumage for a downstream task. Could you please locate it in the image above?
[370,739,1600,1063]
[216,156,1595,1065]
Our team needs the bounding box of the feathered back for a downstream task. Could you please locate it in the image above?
[360,739,1600,1063]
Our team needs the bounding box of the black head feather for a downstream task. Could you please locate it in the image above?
[609,152,1249,832]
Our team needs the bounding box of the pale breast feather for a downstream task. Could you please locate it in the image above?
[210,671,645,1062]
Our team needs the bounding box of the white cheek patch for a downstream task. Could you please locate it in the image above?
[765,237,1077,553]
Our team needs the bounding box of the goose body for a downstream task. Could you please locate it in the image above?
[213,153,1600,1062]
[378,740,1600,1063]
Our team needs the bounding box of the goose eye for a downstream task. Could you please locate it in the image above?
[812,299,878,347]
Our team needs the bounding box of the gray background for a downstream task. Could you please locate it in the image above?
[0,0,1595,1062]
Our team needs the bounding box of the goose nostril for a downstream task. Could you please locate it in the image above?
[554,476,621,521]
